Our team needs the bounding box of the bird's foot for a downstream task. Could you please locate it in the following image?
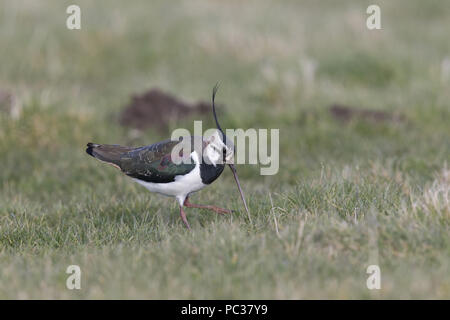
[183,197,232,215]
[210,206,233,215]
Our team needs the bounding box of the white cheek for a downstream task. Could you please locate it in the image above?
[205,147,220,165]
[210,150,220,162]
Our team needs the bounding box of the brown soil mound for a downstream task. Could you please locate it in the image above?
[119,88,210,131]
[329,104,405,123]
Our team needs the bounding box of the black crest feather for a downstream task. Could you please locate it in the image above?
[212,83,225,138]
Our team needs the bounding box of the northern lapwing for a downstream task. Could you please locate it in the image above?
[86,85,249,229]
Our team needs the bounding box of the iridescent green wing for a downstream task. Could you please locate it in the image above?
[119,138,197,183]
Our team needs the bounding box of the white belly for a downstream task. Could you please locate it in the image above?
[132,151,206,205]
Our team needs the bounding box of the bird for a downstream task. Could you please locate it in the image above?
[86,85,249,229]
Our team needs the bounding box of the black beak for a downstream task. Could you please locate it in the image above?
[228,163,250,216]
[212,84,250,216]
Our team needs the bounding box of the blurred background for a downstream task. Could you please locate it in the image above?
[0,0,449,299]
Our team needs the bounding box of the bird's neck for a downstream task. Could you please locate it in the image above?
[199,161,225,185]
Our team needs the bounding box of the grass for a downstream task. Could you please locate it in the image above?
[0,0,449,299]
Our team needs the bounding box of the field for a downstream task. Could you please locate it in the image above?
[0,0,449,299]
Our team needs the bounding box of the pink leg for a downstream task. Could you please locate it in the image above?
[184,197,232,215]
[179,206,191,229]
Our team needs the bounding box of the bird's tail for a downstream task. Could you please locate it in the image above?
[86,142,133,169]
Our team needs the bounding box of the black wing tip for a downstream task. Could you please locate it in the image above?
[86,142,99,157]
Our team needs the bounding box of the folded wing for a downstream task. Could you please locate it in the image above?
[86,138,197,183]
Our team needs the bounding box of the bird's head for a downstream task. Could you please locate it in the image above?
[204,129,234,166]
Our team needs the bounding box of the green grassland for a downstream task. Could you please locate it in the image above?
[0,0,449,299]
